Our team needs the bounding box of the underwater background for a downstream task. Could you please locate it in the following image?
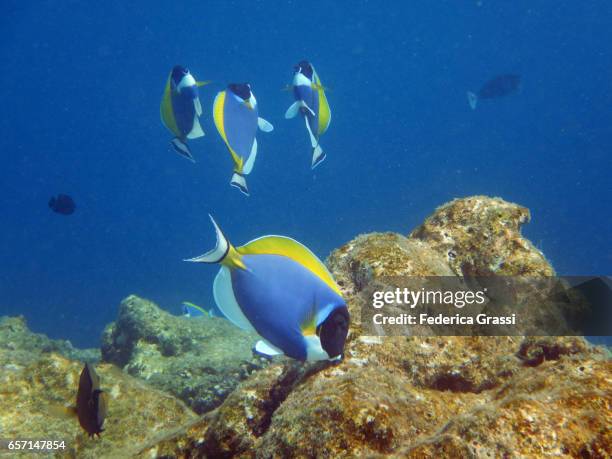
[0,0,610,348]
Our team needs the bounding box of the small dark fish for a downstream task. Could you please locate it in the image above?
[76,363,107,438]
[49,194,76,215]
[467,74,521,109]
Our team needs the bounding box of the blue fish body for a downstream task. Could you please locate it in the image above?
[222,88,259,158]
[171,83,199,138]
[293,83,320,134]
[231,254,344,360]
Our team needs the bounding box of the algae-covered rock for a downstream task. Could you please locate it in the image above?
[410,195,553,276]
[326,233,455,336]
[328,232,455,298]
[0,324,197,459]
[133,196,610,458]
[101,295,269,413]
[396,355,611,458]
[137,337,609,458]
[0,315,100,364]
[327,196,576,338]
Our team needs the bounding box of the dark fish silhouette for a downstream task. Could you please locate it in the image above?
[49,194,76,215]
[467,74,521,109]
[76,363,108,438]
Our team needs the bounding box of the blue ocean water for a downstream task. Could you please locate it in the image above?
[0,1,610,348]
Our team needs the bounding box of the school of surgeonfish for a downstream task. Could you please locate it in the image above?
[186,216,350,361]
[159,61,331,196]
[160,62,520,192]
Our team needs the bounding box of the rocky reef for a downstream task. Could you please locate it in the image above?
[409,196,554,277]
[3,196,610,458]
[133,196,610,457]
[0,317,197,458]
[101,295,269,414]
[0,315,100,363]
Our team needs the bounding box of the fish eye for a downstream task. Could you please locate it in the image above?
[183,68,189,74]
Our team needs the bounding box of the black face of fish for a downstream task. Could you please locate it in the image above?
[49,194,75,215]
[228,83,252,101]
[294,60,313,79]
[76,364,107,438]
[171,65,189,86]
[318,306,350,359]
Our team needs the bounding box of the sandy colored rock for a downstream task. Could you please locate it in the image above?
[101,295,268,413]
[327,232,455,298]
[0,347,197,458]
[325,233,455,338]
[0,315,100,364]
[137,337,609,458]
[410,195,554,277]
[397,356,611,458]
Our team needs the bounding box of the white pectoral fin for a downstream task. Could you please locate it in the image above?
[184,215,228,263]
[301,101,316,117]
[213,266,255,331]
[304,335,331,361]
[254,340,284,357]
[285,101,300,119]
[304,117,325,168]
[304,116,318,147]
[194,97,203,117]
[243,138,257,175]
[187,116,205,139]
[257,117,274,132]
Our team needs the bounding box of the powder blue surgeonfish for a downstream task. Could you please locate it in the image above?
[213,83,274,196]
[181,301,222,318]
[285,60,331,169]
[186,216,350,361]
[160,66,210,162]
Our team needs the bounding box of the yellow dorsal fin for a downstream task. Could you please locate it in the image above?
[311,82,330,92]
[213,91,244,173]
[237,236,341,296]
[160,73,180,136]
